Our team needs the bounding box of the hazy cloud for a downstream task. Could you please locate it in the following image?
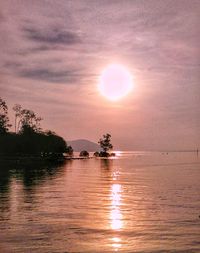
[19,68,76,83]
[23,26,81,46]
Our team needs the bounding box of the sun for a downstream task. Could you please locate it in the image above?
[98,64,133,101]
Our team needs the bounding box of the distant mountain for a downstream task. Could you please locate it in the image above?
[67,139,100,152]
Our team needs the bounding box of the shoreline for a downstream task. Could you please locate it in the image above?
[0,154,94,163]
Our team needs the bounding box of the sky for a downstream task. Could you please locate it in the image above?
[0,0,199,150]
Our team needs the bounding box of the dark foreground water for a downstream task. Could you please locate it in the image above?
[0,152,200,253]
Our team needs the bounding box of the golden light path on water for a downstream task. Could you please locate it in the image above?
[110,184,122,230]
[110,169,123,251]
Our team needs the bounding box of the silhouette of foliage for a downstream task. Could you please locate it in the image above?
[0,98,73,160]
[0,128,68,155]
[66,145,73,156]
[98,133,113,153]
[79,150,89,157]
[0,98,11,134]
[13,104,21,133]
[93,151,99,157]
[14,106,42,133]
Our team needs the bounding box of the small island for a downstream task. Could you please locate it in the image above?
[94,133,115,157]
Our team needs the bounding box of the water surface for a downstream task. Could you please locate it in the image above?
[0,152,200,252]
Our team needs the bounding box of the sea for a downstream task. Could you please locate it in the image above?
[0,151,200,253]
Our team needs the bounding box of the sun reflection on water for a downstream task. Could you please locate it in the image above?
[110,181,123,251]
[111,237,122,251]
[110,183,123,230]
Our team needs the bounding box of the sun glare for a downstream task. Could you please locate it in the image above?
[98,64,133,101]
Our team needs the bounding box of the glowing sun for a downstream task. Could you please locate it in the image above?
[98,64,133,101]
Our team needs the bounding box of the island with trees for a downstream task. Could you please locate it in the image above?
[0,97,73,163]
[94,133,115,157]
[0,97,115,163]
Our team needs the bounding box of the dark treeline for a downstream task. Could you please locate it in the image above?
[0,98,73,158]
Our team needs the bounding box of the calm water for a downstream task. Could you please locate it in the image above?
[0,152,200,253]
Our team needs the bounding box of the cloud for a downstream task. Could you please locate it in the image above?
[23,25,81,46]
[19,68,76,83]
[17,65,97,84]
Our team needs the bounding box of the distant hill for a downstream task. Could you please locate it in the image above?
[67,139,100,152]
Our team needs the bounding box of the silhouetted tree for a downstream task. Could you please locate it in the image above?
[13,104,21,133]
[79,150,89,157]
[18,108,42,133]
[66,145,73,156]
[0,98,11,134]
[93,151,99,157]
[98,133,113,153]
